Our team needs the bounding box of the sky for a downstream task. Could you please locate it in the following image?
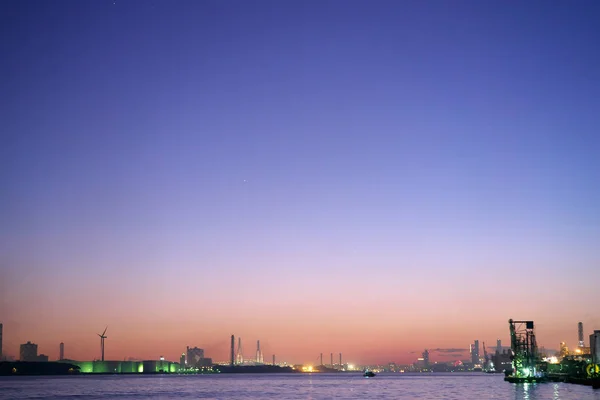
[0,0,599,365]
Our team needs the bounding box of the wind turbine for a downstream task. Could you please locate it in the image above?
[98,326,108,361]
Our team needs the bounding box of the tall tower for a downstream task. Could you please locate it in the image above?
[0,323,3,361]
[256,340,263,363]
[423,349,430,369]
[496,339,501,353]
[59,342,64,360]
[230,335,235,366]
[578,322,585,348]
[236,338,243,365]
[471,340,480,364]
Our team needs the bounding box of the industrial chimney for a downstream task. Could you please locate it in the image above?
[230,335,235,366]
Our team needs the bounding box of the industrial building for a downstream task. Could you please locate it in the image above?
[184,346,212,368]
[186,346,204,366]
[20,342,38,361]
[58,359,180,373]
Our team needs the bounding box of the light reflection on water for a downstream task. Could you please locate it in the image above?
[0,373,599,400]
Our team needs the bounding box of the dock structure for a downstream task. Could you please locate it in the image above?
[504,319,548,383]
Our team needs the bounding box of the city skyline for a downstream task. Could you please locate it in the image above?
[0,319,593,365]
[1,1,599,367]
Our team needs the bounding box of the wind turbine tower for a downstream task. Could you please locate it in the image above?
[97,326,108,361]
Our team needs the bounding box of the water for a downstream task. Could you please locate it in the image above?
[1,373,599,399]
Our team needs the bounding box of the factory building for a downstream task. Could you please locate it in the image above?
[186,346,204,366]
[58,359,179,373]
[20,342,38,361]
[19,341,49,362]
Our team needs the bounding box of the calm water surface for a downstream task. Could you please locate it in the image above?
[1,373,599,400]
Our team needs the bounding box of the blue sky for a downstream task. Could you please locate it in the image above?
[1,0,599,363]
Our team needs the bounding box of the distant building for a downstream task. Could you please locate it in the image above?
[491,349,512,372]
[591,330,600,365]
[422,349,430,369]
[496,339,501,353]
[60,342,64,361]
[197,357,213,367]
[414,357,426,370]
[38,354,49,362]
[186,346,204,367]
[559,342,569,359]
[180,353,186,369]
[470,340,480,365]
[20,342,39,361]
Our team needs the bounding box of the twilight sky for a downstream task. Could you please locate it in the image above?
[1,0,599,365]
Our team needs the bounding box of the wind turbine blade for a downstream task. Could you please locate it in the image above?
[102,326,108,336]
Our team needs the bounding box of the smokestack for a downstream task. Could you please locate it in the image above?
[230,335,235,366]
[272,354,275,365]
[256,340,261,363]
[578,322,585,347]
[339,353,342,367]
[320,353,323,365]
[60,342,64,361]
[330,353,333,366]
[236,338,243,365]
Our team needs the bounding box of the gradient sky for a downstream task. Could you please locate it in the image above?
[1,0,599,365]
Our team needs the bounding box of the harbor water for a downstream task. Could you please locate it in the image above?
[1,373,599,399]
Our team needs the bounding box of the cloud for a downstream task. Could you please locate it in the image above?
[430,348,469,353]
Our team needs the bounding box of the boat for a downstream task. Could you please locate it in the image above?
[363,370,376,378]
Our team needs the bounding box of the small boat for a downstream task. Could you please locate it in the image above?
[363,370,376,378]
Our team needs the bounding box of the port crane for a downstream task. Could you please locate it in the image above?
[507,319,541,380]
